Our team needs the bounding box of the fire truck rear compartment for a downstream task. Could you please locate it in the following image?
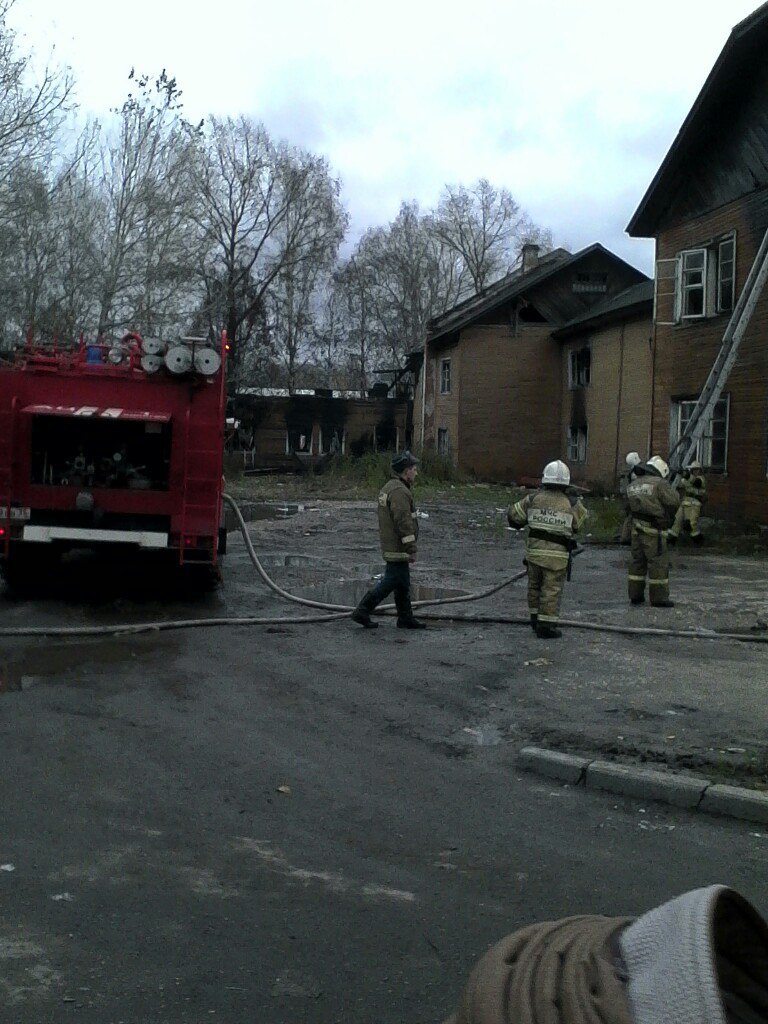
[30,415,172,491]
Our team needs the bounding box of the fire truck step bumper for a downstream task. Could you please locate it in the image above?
[22,526,169,548]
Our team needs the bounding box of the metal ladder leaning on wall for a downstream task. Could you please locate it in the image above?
[667,223,768,477]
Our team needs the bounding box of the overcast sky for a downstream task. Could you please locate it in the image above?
[8,0,762,276]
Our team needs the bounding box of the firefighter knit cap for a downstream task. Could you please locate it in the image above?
[391,450,418,472]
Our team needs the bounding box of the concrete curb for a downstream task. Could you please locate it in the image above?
[518,746,768,825]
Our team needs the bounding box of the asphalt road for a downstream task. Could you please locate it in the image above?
[1,502,767,1022]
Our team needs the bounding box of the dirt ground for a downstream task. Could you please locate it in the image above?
[227,494,768,790]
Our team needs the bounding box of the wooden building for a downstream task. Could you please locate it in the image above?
[416,243,649,486]
[627,1,768,523]
[230,389,413,471]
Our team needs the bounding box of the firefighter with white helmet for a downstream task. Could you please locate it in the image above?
[625,454,680,606]
[668,460,707,545]
[507,460,587,639]
[618,451,644,544]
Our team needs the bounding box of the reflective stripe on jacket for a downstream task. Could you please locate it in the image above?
[626,475,680,530]
[507,488,587,569]
[378,475,418,561]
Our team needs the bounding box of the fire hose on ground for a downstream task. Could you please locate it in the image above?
[0,492,766,644]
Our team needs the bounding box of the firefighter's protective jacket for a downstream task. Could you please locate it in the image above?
[507,488,587,569]
[679,471,707,508]
[626,474,679,533]
[378,475,418,562]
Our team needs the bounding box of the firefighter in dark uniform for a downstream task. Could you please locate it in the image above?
[668,460,707,545]
[351,451,426,630]
[507,460,587,639]
[626,455,680,607]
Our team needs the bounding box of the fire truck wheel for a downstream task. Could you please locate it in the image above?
[0,546,57,596]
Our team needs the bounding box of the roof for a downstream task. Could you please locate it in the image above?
[627,2,768,237]
[426,247,571,342]
[426,243,642,343]
[552,279,653,339]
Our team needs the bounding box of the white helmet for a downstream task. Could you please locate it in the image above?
[647,455,670,479]
[625,451,641,469]
[541,460,570,487]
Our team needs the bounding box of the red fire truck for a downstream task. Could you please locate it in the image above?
[0,331,227,589]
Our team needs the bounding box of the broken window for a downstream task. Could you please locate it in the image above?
[568,347,591,388]
[717,237,735,313]
[374,423,397,451]
[320,427,345,456]
[437,428,450,456]
[670,396,729,473]
[286,425,313,455]
[440,358,452,395]
[566,425,588,463]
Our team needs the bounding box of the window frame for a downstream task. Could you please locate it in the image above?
[717,237,735,313]
[437,427,450,456]
[439,358,452,395]
[566,424,588,463]
[679,248,707,320]
[568,346,591,389]
[670,394,730,474]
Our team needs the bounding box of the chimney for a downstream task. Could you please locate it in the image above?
[521,243,540,273]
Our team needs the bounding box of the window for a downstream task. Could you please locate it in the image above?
[680,249,706,318]
[660,234,736,323]
[568,347,591,388]
[717,237,735,312]
[670,395,729,473]
[573,272,608,294]
[286,425,313,454]
[566,425,588,463]
[437,428,450,456]
[440,358,451,395]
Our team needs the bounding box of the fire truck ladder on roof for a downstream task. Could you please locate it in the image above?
[668,223,768,477]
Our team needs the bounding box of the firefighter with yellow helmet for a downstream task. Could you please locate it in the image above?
[625,455,680,607]
[668,460,707,545]
[507,460,587,639]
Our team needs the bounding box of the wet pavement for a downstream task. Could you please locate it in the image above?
[1,498,768,1021]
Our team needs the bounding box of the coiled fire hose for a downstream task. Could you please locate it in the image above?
[0,492,766,643]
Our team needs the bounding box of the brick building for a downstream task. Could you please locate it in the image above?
[416,243,649,486]
[627,1,768,523]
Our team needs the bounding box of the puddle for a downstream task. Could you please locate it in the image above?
[0,640,142,695]
[291,580,467,606]
[227,503,306,526]
[257,553,328,569]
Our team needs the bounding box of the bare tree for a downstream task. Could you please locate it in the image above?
[93,70,202,337]
[0,1,74,189]
[193,116,347,389]
[433,178,551,292]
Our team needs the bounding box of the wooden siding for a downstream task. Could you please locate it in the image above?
[560,315,653,487]
[653,187,768,522]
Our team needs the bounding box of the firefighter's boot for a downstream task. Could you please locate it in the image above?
[536,624,562,639]
[395,591,426,629]
[351,592,379,629]
[530,613,538,633]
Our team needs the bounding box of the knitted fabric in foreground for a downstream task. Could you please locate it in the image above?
[444,915,634,1024]
[619,885,768,1024]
